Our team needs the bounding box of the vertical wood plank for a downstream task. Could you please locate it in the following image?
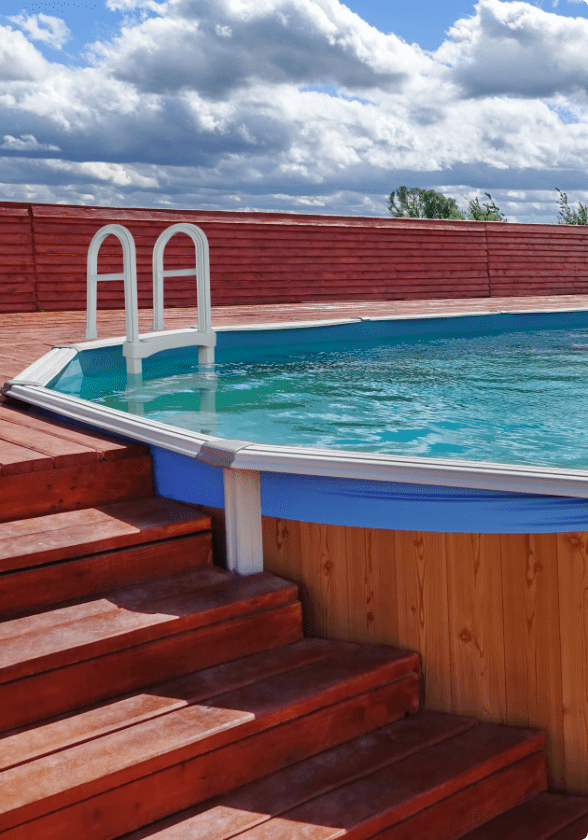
[342,527,399,646]
[296,521,349,640]
[262,516,302,584]
[558,531,588,793]
[395,530,451,711]
[501,533,564,787]
[262,516,312,634]
[446,533,506,723]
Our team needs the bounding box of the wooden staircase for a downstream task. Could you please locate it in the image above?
[1,408,588,839]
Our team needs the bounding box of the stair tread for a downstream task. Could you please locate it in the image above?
[0,642,419,831]
[116,722,544,840]
[0,638,345,771]
[0,497,210,573]
[0,403,148,461]
[0,569,299,683]
[0,415,100,469]
[549,818,588,839]
[459,791,588,839]
[0,436,53,475]
[118,710,477,840]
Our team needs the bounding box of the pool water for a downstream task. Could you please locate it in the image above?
[52,326,588,469]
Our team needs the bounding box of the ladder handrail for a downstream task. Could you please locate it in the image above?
[152,223,212,334]
[85,222,215,375]
[85,224,139,343]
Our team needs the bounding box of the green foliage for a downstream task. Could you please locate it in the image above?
[466,192,506,222]
[556,188,588,225]
[388,186,507,222]
[388,186,464,220]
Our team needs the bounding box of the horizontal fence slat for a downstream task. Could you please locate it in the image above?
[3,200,588,311]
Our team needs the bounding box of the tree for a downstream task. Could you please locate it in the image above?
[388,186,464,219]
[387,186,507,221]
[556,188,588,225]
[466,192,506,222]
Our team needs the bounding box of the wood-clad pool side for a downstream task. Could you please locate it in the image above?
[262,518,588,795]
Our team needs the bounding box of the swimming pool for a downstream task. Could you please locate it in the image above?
[7,307,588,555]
[48,313,588,471]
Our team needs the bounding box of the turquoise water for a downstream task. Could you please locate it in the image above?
[52,326,588,468]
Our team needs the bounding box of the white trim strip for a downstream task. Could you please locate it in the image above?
[6,382,588,499]
[7,348,78,387]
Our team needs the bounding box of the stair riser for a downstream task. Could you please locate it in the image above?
[0,457,153,523]
[549,817,588,840]
[0,603,304,732]
[1,533,213,618]
[372,752,548,840]
[1,676,419,840]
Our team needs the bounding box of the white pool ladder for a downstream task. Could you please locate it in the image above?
[85,222,216,376]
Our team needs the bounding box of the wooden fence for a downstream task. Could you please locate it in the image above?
[1,201,587,312]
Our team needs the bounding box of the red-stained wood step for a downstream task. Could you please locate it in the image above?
[0,498,210,574]
[0,639,341,771]
[0,403,149,461]
[0,438,52,475]
[0,600,304,732]
[549,819,588,839]
[1,678,418,840]
[117,711,476,840]
[192,726,544,840]
[1,532,213,618]
[0,644,420,835]
[0,455,154,522]
[0,417,100,468]
[372,752,547,840]
[0,568,300,684]
[458,792,588,839]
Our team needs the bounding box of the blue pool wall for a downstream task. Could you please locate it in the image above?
[150,446,588,534]
[53,307,588,388]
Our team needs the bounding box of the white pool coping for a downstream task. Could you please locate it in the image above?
[5,314,588,499]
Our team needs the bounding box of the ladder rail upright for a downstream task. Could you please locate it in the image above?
[84,222,216,375]
[85,224,139,345]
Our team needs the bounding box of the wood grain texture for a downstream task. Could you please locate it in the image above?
[557,531,588,794]
[263,519,588,794]
[0,456,153,522]
[460,792,588,840]
[501,533,565,788]
[395,531,451,711]
[0,532,214,618]
[0,602,304,733]
[446,533,506,723]
[3,201,588,313]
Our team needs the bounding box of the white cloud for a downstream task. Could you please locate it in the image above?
[93,0,425,97]
[437,0,588,98]
[0,133,60,151]
[0,24,49,80]
[8,13,71,50]
[0,0,588,223]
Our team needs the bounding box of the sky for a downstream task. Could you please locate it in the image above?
[1,0,588,222]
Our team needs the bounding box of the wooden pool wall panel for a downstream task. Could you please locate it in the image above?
[2,201,588,312]
[262,518,588,796]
